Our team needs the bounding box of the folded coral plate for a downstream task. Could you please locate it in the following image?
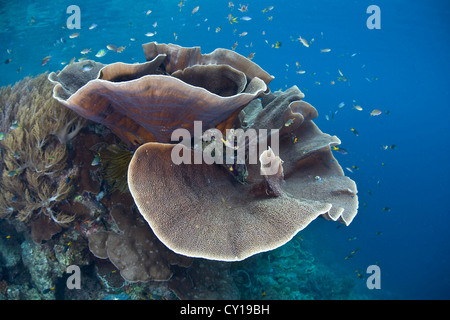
[49,42,358,262]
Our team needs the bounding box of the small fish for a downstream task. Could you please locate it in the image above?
[320,48,331,53]
[375,232,383,235]
[106,44,117,51]
[338,69,344,77]
[10,120,20,130]
[291,135,298,144]
[298,36,309,47]
[314,176,322,183]
[43,287,55,294]
[240,16,252,21]
[95,49,107,58]
[4,58,12,64]
[238,4,248,12]
[262,6,274,13]
[239,31,248,37]
[91,154,101,166]
[8,170,19,177]
[274,41,282,48]
[284,118,295,127]
[350,128,359,136]
[80,48,91,55]
[64,241,72,253]
[178,1,184,11]
[390,144,397,149]
[296,70,306,74]
[0,132,4,140]
[192,6,199,14]
[145,32,156,37]
[41,56,51,66]
[116,46,126,53]
[65,175,72,184]
[345,167,353,173]
[228,14,238,24]
[215,27,222,33]
[382,207,391,212]
[6,235,11,239]
[338,102,345,108]
[353,105,363,111]
[152,21,158,28]
[344,248,360,260]
[69,32,79,39]
[89,23,97,30]
[247,52,255,60]
[332,146,348,155]
[232,42,238,50]
[370,109,382,116]
[146,10,152,15]
[348,236,357,241]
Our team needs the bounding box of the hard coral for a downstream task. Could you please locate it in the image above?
[88,204,192,282]
[128,86,358,261]
[48,42,270,147]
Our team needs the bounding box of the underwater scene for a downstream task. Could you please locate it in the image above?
[0,0,449,302]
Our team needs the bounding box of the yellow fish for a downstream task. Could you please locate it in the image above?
[284,118,295,127]
[274,41,282,48]
[350,128,359,136]
[228,14,238,24]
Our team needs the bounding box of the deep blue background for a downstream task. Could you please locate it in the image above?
[1,0,449,299]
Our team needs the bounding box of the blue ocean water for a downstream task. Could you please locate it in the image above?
[0,0,449,300]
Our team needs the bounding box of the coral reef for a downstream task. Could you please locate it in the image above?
[0,42,361,300]
[231,235,357,300]
[0,74,88,227]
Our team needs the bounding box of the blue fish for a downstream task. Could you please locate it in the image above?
[91,154,101,166]
[10,120,20,130]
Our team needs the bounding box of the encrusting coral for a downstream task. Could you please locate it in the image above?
[88,204,192,282]
[0,74,88,226]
